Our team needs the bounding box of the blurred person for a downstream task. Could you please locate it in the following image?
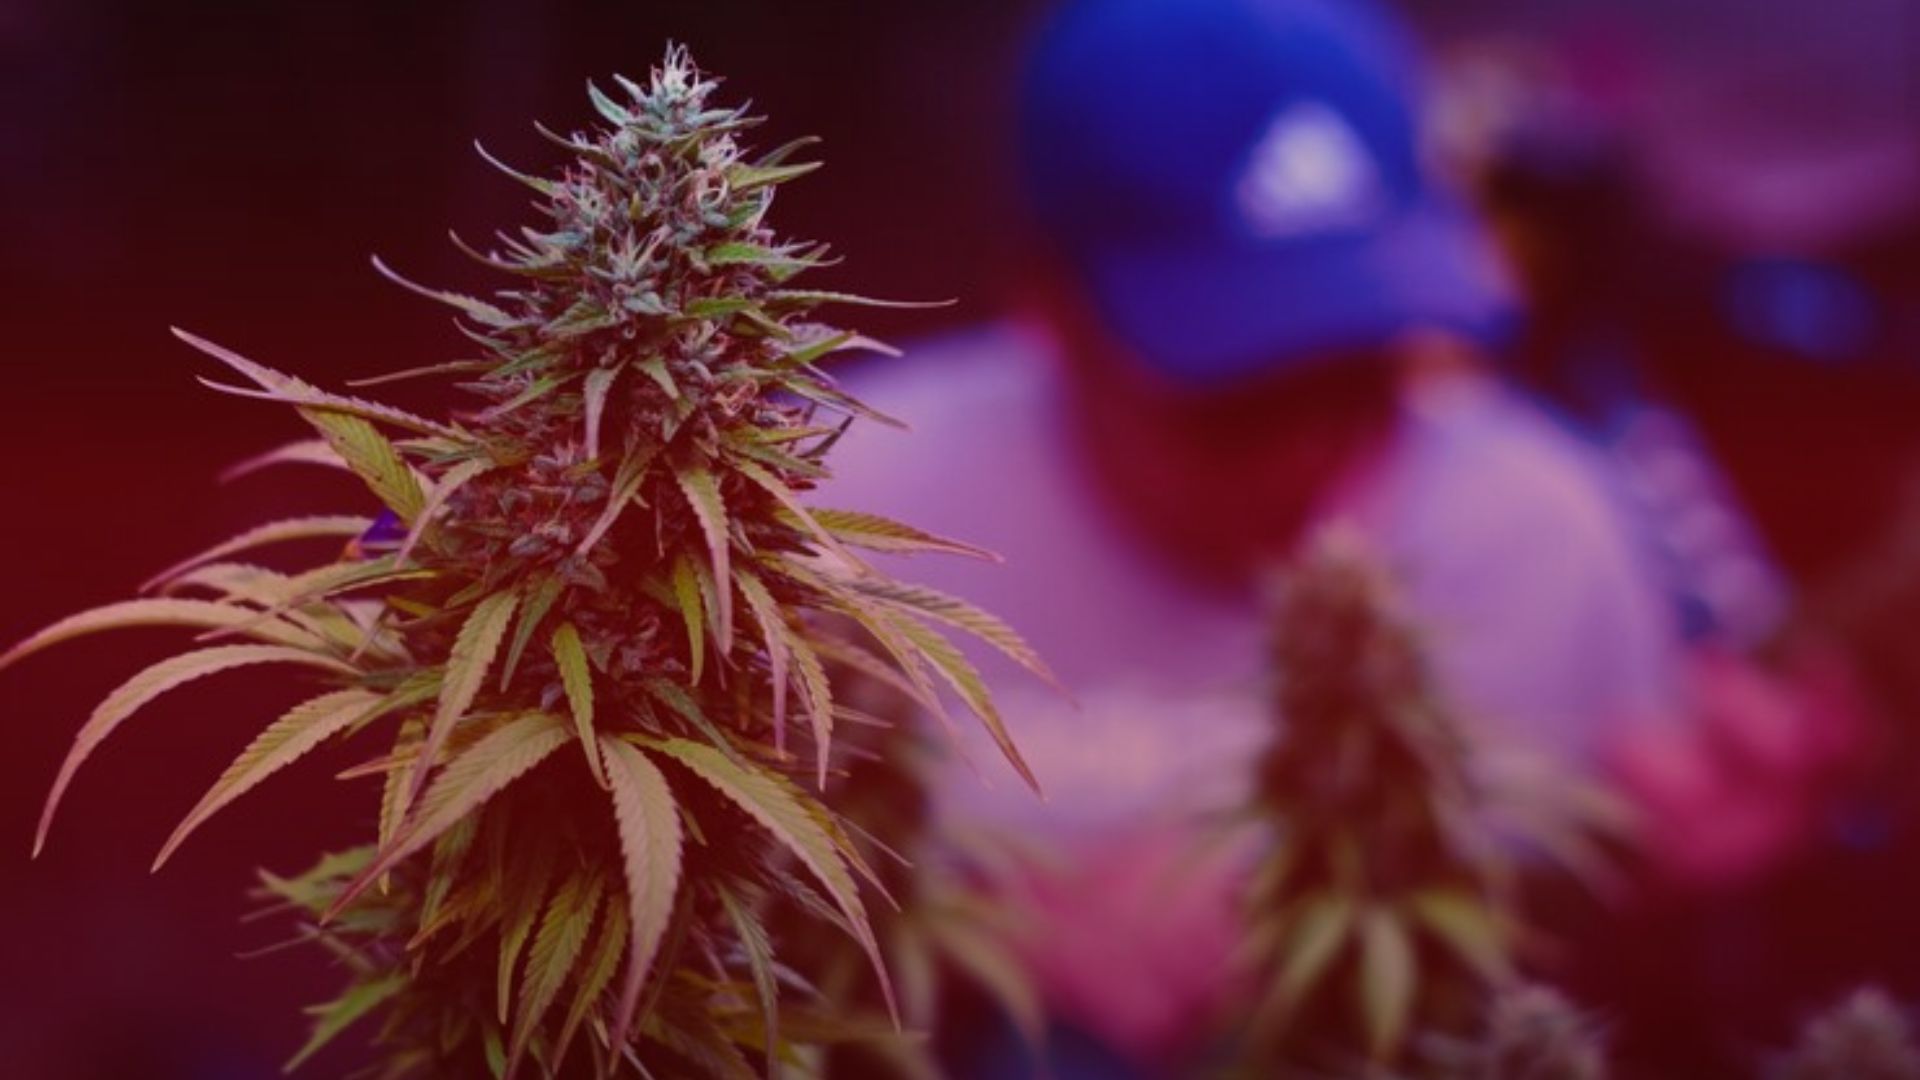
[819,0,1860,1074]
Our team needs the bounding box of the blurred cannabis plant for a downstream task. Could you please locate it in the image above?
[784,701,1044,1079]
[1770,987,1920,1080]
[4,46,1048,1078]
[1229,531,1612,1076]
[1421,984,1608,1080]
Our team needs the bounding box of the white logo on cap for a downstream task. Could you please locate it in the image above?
[1235,101,1387,238]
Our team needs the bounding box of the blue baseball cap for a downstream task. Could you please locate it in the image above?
[1020,0,1516,384]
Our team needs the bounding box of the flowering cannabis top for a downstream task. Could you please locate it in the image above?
[1233,531,1608,1073]
[4,47,1045,1079]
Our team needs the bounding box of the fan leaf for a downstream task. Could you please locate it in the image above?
[672,464,733,649]
[600,736,685,1059]
[650,737,893,1022]
[331,712,570,920]
[404,590,521,817]
[506,870,605,1076]
[141,515,372,592]
[1358,905,1417,1060]
[154,688,384,870]
[1,598,327,673]
[35,645,354,857]
[284,972,408,1071]
[550,621,606,789]
[802,508,999,562]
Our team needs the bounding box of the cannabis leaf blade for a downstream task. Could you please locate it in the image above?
[651,737,893,1021]
[551,621,607,788]
[600,736,685,1058]
[141,515,372,591]
[405,590,521,816]
[507,870,605,1075]
[1358,906,1417,1059]
[1,599,328,673]
[673,464,733,648]
[154,687,384,869]
[37,645,354,856]
[803,508,999,562]
[330,712,570,919]
[284,973,407,1071]
[893,617,1040,795]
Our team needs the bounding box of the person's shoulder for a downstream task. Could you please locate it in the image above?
[837,318,1054,421]
[1369,374,1684,756]
[813,319,1065,529]
[1393,374,1629,544]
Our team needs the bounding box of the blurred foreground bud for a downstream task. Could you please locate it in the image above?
[1228,529,1614,1075]
[1452,984,1608,1080]
[1772,988,1920,1080]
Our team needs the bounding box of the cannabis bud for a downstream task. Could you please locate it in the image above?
[1772,987,1920,1080]
[6,46,1045,1077]
[1235,530,1514,1070]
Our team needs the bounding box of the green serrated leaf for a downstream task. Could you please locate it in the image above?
[398,457,493,565]
[848,578,1059,691]
[330,712,570,920]
[600,737,685,1058]
[732,568,790,753]
[717,884,780,1080]
[1,598,329,674]
[803,508,999,562]
[731,459,864,572]
[36,645,354,857]
[139,516,371,593]
[891,616,1040,797]
[1255,892,1354,1037]
[555,897,628,1069]
[305,409,432,525]
[154,688,384,869]
[727,159,821,194]
[670,555,707,686]
[507,870,605,1074]
[637,356,680,401]
[1409,888,1509,983]
[780,624,833,789]
[285,972,407,1071]
[650,737,894,1023]
[173,327,464,437]
[501,576,563,690]
[405,590,522,818]
[582,363,624,462]
[551,621,607,789]
[673,464,733,649]
[575,443,662,556]
[220,438,346,482]
[496,826,561,1025]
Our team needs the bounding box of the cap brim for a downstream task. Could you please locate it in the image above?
[1078,198,1518,385]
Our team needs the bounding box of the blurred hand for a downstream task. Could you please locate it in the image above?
[999,824,1249,1064]
[1609,645,1867,888]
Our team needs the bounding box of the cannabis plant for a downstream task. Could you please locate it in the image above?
[5,47,1047,1078]
[1228,531,1610,1076]
[784,703,1044,1079]
[1770,988,1920,1080]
